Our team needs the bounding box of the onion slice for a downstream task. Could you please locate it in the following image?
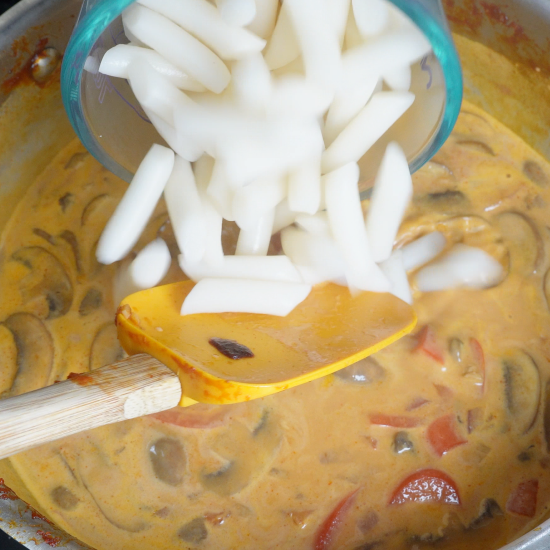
[181,278,312,316]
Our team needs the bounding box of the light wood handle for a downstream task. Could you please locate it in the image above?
[0,354,181,460]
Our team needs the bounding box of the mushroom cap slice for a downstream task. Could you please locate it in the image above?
[12,246,73,319]
[3,312,54,395]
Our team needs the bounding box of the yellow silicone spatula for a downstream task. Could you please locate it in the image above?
[117,280,416,406]
[0,281,415,459]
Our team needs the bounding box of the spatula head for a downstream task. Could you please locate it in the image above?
[116,281,416,406]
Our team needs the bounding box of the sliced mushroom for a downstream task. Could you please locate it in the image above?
[523,160,549,188]
[3,313,54,395]
[460,110,492,126]
[460,442,491,466]
[79,289,102,317]
[81,194,115,228]
[89,323,125,371]
[334,357,386,385]
[149,437,186,486]
[58,193,75,213]
[410,512,463,545]
[456,139,495,156]
[467,408,484,434]
[78,454,148,533]
[502,350,541,435]
[51,486,79,511]
[32,228,56,246]
[0,325,17,395]
[517,448,534,462]
[58,230,83,274]
[495,211,544,276]
[64,151,88,170]
[12,246,73,319]
[201,411,282,496]
[415,190,469,213]
[178,518,208,544]
[468,498,503,530]
[357,511,379,534]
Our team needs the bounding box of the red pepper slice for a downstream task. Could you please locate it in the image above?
[507,479,538,518]
[369,413,422,428]
[389,469,460,505]
[313,488,359,550]
[426,414,467,457]
[151,403,238,429]
[414,325,444,364]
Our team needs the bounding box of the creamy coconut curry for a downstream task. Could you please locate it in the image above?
[0,101,549,550]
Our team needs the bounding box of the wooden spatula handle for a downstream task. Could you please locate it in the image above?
[0,354,181,460]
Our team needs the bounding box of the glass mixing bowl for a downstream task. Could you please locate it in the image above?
[61,0,463,186]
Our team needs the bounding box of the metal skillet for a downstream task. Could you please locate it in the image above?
[0,280,415,460]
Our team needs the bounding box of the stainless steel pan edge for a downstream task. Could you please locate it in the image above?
[1,0,550,548]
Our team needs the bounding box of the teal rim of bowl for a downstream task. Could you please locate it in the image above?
[61,0,135,182]
[390,0,463,173]
[61,0,463,180]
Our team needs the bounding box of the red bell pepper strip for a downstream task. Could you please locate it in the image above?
[414,325,445,364]
[507,479,538,518]
[389,469,460,505]
[313,488,360,550]
[426,414,467,457]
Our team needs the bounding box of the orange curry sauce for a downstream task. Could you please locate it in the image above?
[0,102,549,549]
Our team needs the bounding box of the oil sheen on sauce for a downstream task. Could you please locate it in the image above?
[0,101,550,550]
